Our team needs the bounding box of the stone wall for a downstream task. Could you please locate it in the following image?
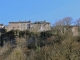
[72,26,78,36]
[30,23,51,32]
[9,22,20,31]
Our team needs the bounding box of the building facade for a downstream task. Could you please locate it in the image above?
[8,20,51,32]
[30,21,51,32]
[9,21,30,31]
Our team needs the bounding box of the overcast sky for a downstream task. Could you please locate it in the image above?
[0,0,80,25]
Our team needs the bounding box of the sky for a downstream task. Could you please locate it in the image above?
[0,0,80,25]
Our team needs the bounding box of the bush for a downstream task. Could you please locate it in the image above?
[6,47,26,60]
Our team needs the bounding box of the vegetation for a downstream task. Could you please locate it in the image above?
[0,17,80,60]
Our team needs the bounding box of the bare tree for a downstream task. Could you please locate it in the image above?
[54,19,64,34]
[76,18,80,27]
[54,17,73,35]
[62,17,72,26]
[55,17,72,27]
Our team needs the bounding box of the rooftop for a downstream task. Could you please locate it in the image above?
[9,20,50,24]
[9,20,31,23]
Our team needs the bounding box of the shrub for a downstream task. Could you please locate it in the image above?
[6,47,26,60]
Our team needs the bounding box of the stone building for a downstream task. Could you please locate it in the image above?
[8,21,30,31]
[8,20,51,32]
[30,21,51,32]
[72,26,78,36]
[0,24,4,29]
[60,26,79,36]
